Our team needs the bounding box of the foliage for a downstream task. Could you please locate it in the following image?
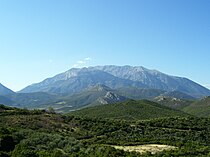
[69,99,188,120]
[182,96,210,117]
[0,104,210,156]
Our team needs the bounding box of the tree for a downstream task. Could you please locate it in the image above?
[48,107,55,114]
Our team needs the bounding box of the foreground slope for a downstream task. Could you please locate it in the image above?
[69,99,188,120]
[1,104,210,156]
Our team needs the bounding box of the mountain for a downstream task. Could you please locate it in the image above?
[0,95,15,106]
[182,96,210,117]
[20,65,210,98]
[95,91,127,105]
[4,92,60,108]
[69,99,188,120]
[0,83,14,95]
[20,68,145,95]
[9,85,194,113]
[43,84,127,113]
[94,65,210,98]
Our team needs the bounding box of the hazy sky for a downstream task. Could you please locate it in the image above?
[0,0,209,91]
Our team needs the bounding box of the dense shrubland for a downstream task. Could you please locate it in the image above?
[0,104,210,156]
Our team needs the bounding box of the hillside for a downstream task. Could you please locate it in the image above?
[69,100,188,120]
[43,84,127,113]
[1,85,197,113]
[182,96,210,117]
[154,96,193,110]
[0,96,15,106]
[0,83,14,95]
[0,104,210,156]
[4,84,196,112]
[115,87,165,100]
[20,68,145,94]
[19,65,210,98]
[95,65,210,97]
[161,91,195,100]
[4,92,60,108]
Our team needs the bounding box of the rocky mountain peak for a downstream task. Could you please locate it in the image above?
[19,65,210,98]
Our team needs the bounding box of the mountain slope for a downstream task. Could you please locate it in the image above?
[0,83,14,95]
[43,84,127,113]
[0,95,15,106]
[94,65,210,98]
[161,91,195,100]
[154,96,193,110]
[4,92,60,108]
[115,87,165,100]
[11,85,194,112]
[69,99,188,120]
[19,65,210,98]
[20,68,145,94]
[182,96,210,117]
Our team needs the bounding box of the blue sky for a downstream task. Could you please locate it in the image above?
[0,0,209,91]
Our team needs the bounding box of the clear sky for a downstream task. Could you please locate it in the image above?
[0,0,209,91]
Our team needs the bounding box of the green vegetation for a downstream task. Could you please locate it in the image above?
[1,103,210,156]
[69,100,188,120]
[116,87,165,100]
[182,96,210,117]
[154,96,193,110]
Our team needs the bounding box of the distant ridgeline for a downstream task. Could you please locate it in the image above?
[0,65,210,116]
[20,65,210,98]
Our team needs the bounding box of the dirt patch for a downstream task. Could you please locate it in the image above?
[113,144,177,154]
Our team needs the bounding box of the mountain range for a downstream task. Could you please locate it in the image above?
[0,65,210,115]
[20,65,210,98]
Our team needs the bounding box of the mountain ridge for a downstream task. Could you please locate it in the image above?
[0,83,15,95]
[19,65,210,98]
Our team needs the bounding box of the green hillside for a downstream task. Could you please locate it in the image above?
[182,96,210,117]
[69,100,188,120]
[1,104,210,156]
[116,87,164,100]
